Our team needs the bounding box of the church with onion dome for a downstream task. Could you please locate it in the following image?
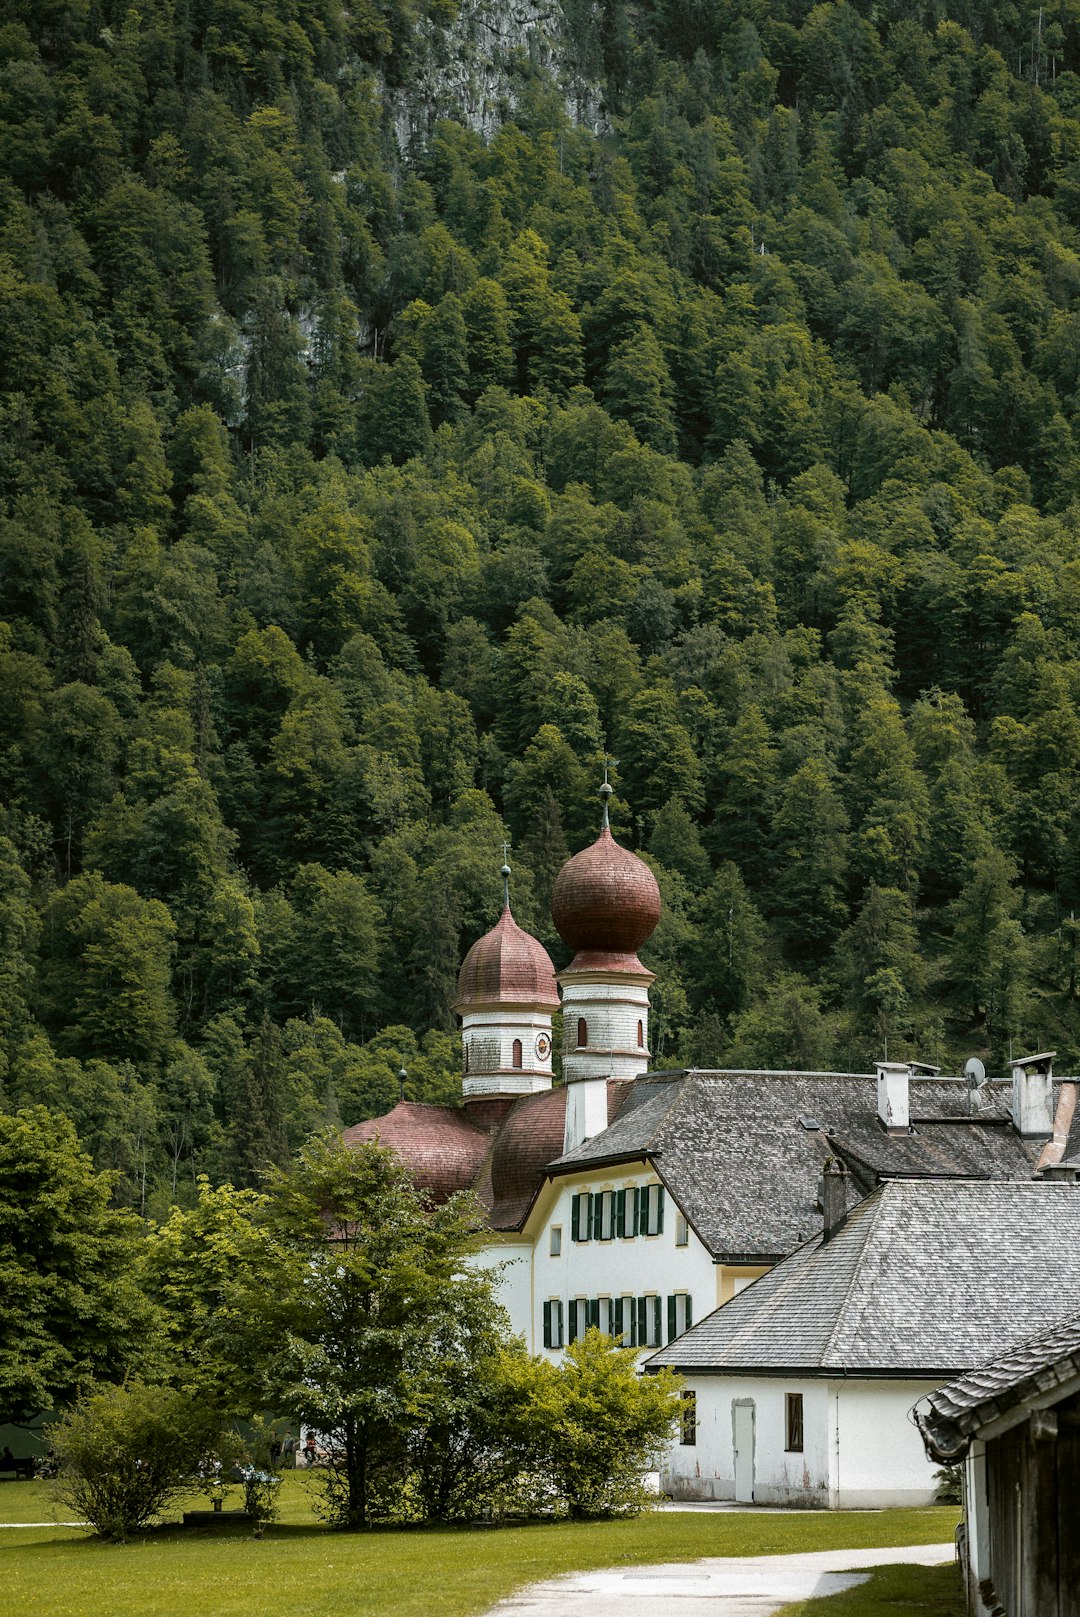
[343,783,1070,1391]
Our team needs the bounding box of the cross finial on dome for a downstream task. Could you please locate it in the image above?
[500,846,512,911]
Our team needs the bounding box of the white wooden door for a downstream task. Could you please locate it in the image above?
[733,1400,755,1503]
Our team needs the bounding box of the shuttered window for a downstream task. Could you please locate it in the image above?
[638,1182,664,1236]
[635,1295,662,1348]
[667,1293,693,1342]
[543,1300,564,1349]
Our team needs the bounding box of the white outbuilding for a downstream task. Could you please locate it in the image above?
[645,1177,1080,1508]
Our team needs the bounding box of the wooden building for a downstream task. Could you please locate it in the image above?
[919,1309,1080,1617]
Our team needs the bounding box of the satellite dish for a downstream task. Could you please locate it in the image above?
[964,1057,987,1089]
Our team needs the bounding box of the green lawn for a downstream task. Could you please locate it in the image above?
[0,1478,959,1617]
[776,1561,964,1616]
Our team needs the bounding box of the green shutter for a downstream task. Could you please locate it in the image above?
[605,1297,615,1335]
[685,1295,692,1329]
[633,1187,643,1235]
[613,1297,623,1340]
[653,1295,662,1345]
[588,1298,601,1331]
[667,1294,677,1343]
[571,1194,580,1242]
[567,1301,578,1344]
[636,1296,647,1347]
[543,1300,552,1348]
[656,1184,665,1234]
[591,1192,602,1239]
[615,1189,625,1238]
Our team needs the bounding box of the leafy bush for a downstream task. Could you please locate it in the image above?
[49,1382,225,1541]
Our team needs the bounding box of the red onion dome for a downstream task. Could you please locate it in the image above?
[551,808,661,959]
[455,904,559,1011]
[342,1102,488,1203]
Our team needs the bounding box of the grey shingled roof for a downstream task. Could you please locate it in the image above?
[646,1180,1080,1377]
[551,1071,1054,1262]
[919,1308,1080,1461]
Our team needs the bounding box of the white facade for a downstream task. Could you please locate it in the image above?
[461,1006,554,1099]
[663,1374,942,1508]
[473,1163,766,1357]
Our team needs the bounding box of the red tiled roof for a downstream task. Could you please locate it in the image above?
[455,905,559,1010]
[342,1101,490,1204]
[551,826,661,959]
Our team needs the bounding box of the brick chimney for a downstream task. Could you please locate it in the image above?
[822,1158,848,1242]
[1009,1051,1055,1140]
[876,1061,912,1135]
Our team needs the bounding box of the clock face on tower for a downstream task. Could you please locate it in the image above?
[535,1032,552,1061]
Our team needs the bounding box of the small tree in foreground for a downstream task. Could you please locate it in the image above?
[525,1331,683,1518]
[50,1382,225,1541]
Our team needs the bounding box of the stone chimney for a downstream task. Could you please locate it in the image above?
[876,1061,912,1135]
[1009,1051,1055,1140]
[822,1158,848,1242]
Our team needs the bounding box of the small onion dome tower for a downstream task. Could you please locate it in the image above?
[551,780,661,1152]
[455,862,559,1107]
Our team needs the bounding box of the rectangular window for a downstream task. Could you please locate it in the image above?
[786,1393,804,1453]
[543,1299,564,1349]
[567,1297,588,1344]
[666,1293,693,1342]
[600,1296,614,1335]
[594,1189,615,1240]
[571,1192,591,1242]
[614,1295,635,1346]
[635,1295,662,1348]
[639,1182,665,1236]
[549,1225,562,1257]
[675,1211,689,1246]
[680,1391,697,1446]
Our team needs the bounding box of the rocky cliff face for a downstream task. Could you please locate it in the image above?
[388,0,606,150]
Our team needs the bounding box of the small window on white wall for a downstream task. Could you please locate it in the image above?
[785,1392,804,1453]
[675,1211,688,1246]
[666,1292,693,1341]
[549,1225,562,1257]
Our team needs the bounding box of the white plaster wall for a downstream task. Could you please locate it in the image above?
[560,978,651,1083]
[462,1007,554,1082]
[533,1171,716,1359]
[834,1380,941,1506]
[662,1376,942,1507]
[663,1377,832,1505]
[470,1240,534,1343]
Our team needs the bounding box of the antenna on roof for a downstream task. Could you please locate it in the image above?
[964,1056,987,1116]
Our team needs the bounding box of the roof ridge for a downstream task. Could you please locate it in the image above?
[821,1184,892,1364]
[642,1070,696,1149]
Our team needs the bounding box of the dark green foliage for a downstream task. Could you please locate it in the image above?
[3,0,1080,1202]
[0,1109,149,1423]
[49,1381,227,1542]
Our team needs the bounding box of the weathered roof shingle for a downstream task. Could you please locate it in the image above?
[646,1179,1080,1378]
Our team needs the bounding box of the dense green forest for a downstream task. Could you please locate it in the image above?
[5,0,1080,1207]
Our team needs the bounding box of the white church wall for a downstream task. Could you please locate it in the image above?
[532,1169,717,1358]
[469,1240,534,1343]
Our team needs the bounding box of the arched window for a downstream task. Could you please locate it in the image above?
[577,1017,587,1048]
[637,1019,644,1048]
[464,1044,469,1073]
[512,1038,523,1069]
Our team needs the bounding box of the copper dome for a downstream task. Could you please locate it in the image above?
[455,905,559,1011]
[551,824,661,961]
[342,1101,489,1203]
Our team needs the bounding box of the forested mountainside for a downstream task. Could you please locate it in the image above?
[5,0,1080,1207]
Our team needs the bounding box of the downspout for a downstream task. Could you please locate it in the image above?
[1036,1080,1078,1173]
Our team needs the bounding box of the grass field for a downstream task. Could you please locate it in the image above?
[776,1561,964,1616]
[0,1478,959,1617]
